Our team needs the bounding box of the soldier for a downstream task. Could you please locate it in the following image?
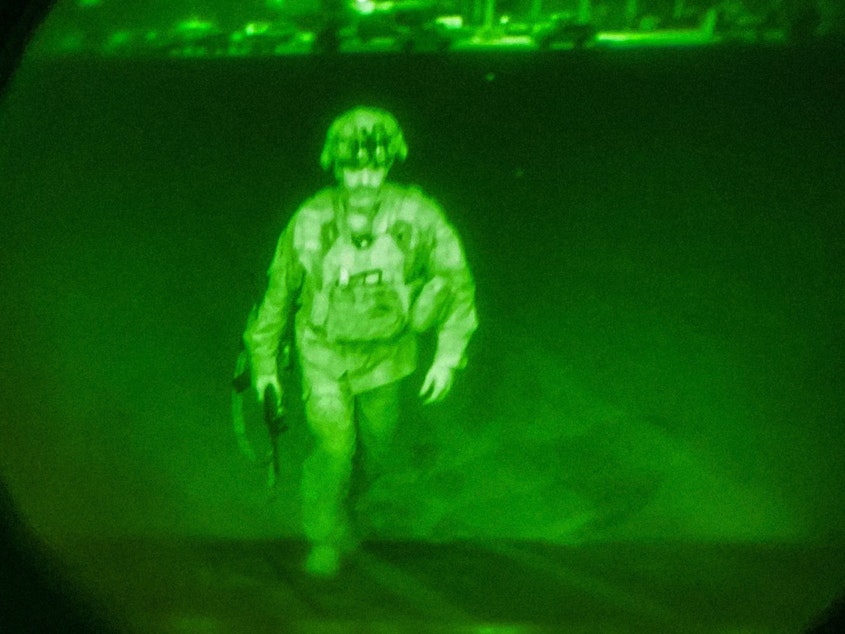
[244,106,478,577]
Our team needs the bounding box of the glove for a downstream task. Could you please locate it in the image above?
[254,373,282,403]
[419,363,456,405]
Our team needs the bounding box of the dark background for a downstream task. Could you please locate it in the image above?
[1,16,844,631]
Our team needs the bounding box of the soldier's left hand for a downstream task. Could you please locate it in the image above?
[419,364,455,405]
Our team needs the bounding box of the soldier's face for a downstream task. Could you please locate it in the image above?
[341,166,388,207]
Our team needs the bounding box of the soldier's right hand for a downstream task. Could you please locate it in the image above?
[254,373,282,403]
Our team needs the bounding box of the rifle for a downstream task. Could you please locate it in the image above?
[232,342,290,489]
[262,381,287,488]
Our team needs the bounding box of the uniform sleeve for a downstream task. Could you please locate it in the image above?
[243,219,304,379]
[424,202,478,371]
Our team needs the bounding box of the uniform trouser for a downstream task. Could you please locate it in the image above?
[300,372,400,546]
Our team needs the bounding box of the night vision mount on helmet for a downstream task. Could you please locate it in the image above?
[320,106,408,172]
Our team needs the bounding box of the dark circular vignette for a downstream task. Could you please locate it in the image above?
[1,480,119,633]
[1,4,117,632]
[0,0,52,97]
[0,3,843,634]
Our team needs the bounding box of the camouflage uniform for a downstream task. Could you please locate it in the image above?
[245,181,477,545]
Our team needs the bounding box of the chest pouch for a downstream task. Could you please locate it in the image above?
[323,272,408,343]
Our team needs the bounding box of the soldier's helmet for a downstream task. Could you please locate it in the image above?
[320,107,408,173]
